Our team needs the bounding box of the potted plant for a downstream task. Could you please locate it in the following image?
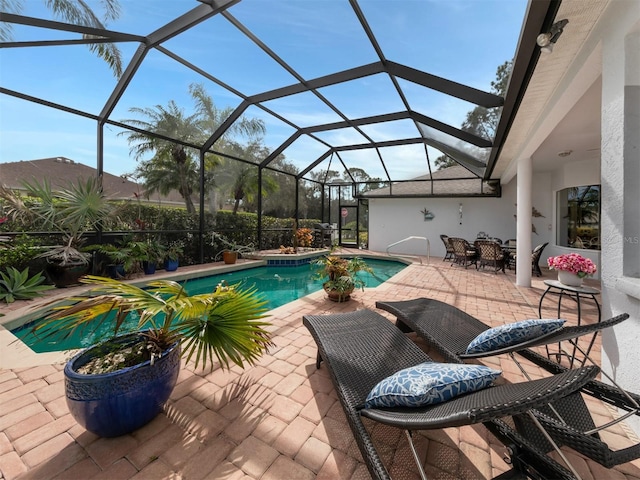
[547,253,597,286]
[141,239,166,275]
[313,252,373,302]
[94,238,145,278]
[32,275,272,437]
[164,242,184,271]
[212,233,254,265]
[0,178,115,287]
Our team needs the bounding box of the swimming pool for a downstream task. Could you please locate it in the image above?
[11,258,407,353]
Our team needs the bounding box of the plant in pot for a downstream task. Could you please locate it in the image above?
[32,275,273,437]
[0,178,115,287]
[164,241,184,271]
[141,239,166,275]
[212,233,254,265]
[312,252,373,302]
[94,239,146,279]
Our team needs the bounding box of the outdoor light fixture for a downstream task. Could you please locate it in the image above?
[537,19,569,53]
[459,203,463,225]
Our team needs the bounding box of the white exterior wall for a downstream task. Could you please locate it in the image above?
[598,3,640,434]
[368,175,552,259]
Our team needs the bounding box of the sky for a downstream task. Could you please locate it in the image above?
[0,0,528,181]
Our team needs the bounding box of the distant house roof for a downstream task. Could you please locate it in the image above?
[0,157,186,206]
[360,165,500,198]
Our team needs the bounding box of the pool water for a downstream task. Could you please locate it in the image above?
[12,258,406,353]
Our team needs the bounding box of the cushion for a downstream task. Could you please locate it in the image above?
[364,363,501,409]
[465,319,566,354]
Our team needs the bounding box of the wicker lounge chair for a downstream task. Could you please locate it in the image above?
[376,297,640,469]
[303,309,600,480]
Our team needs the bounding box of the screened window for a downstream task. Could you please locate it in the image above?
[557,185,601,250]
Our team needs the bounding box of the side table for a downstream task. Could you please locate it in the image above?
[538,279,601,367]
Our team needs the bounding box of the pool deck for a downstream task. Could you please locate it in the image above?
[1,250,640,480]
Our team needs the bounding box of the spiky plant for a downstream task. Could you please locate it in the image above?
[0,267,53,303]
[34,275,273,373]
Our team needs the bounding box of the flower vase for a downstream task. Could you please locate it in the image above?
[558,270,583,287]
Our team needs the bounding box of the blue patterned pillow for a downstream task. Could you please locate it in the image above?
[364,363,501,409]
[465,319,566,354]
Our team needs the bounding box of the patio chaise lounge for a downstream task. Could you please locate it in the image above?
[303,309,600,480]
[375,297,639,470]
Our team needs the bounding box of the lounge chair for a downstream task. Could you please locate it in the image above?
[376,297,640,469]
[303,309,600,480]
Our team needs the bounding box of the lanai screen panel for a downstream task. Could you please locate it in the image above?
[228,0,378,79]
[377,144,431,181]
[359,0,526,89]
[259,91,344,129]
[161,13,299,96]
[277,134,331,174]
[357,119,421,144]
[316,74,407,120]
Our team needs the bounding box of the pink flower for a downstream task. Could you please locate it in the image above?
[547,253,597,278]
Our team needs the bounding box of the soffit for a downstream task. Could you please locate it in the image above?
[493,0,610,179]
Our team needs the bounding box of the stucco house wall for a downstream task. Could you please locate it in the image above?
[368,174,552,260]
[597,2,640,434]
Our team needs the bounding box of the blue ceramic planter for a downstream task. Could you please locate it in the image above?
[164,259,179,272]
[64,333,181,437]
[143,261,156,275]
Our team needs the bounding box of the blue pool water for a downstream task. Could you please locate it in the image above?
[12,258,406,353]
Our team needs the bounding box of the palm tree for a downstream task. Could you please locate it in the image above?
[0,0,123,77]
[216,141,279,214]
[123,101,201,213]
[121,83,266,213]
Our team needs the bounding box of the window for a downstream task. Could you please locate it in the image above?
[556,185,600,250]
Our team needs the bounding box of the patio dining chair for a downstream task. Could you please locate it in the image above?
[449,237,477,268]
[474,239,506,273]
[511,242,548,276]
[439,234,455,261]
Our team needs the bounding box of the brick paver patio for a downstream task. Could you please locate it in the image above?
[1,251,640,480]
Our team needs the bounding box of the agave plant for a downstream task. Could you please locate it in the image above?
[0,267,53,303]
[34,275,273,372]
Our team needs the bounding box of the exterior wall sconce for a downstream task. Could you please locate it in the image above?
[459,203,463,225]
[421,208,435,221]
[537,19,569,54]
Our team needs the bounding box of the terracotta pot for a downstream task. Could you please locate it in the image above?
[323,282,354,302]
[223,251,238,264]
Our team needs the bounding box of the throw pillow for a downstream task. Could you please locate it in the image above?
[364,363,501,409]
[465,319,566,354]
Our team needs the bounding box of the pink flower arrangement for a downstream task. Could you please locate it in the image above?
[547,253,597,278]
